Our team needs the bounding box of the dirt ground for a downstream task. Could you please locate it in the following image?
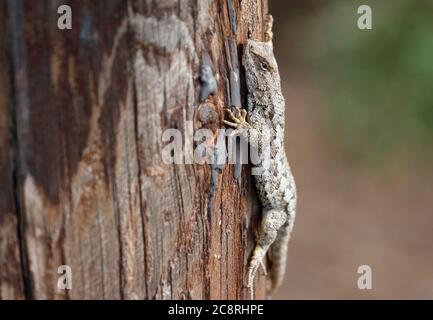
[271,4,433,299]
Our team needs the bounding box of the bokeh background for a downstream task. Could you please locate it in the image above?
[270,0,433,299]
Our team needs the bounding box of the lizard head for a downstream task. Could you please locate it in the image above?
[242,40,282,109]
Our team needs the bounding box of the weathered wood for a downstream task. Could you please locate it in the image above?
[1,0,269,299]
[0,2,25,300]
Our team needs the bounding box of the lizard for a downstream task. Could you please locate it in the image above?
[223,15,297,298]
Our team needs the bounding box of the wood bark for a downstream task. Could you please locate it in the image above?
[0,0,269,299]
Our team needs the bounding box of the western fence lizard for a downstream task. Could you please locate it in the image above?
[223,15,297,298]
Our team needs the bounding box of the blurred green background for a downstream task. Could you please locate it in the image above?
[270,0,433,299]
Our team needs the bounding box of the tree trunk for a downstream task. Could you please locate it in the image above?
[0,0,269,300]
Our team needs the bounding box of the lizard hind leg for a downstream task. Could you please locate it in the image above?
[247,208,287,297]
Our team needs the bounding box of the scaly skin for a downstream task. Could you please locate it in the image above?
[224,15,297,298]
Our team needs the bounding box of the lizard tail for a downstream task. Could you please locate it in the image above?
[270,220,294,291]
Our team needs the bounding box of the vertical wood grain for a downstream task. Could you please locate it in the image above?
[1,0,269,300]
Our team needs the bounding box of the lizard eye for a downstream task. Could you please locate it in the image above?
[260,62,269,71]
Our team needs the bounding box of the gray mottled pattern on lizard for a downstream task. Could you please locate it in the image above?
[223,15,297,297]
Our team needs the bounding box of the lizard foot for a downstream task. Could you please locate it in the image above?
[264,14,273,43]
[223,107,251,130]
[247,256,262,289]
[247,252,266,300]
[246,252,267,298]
